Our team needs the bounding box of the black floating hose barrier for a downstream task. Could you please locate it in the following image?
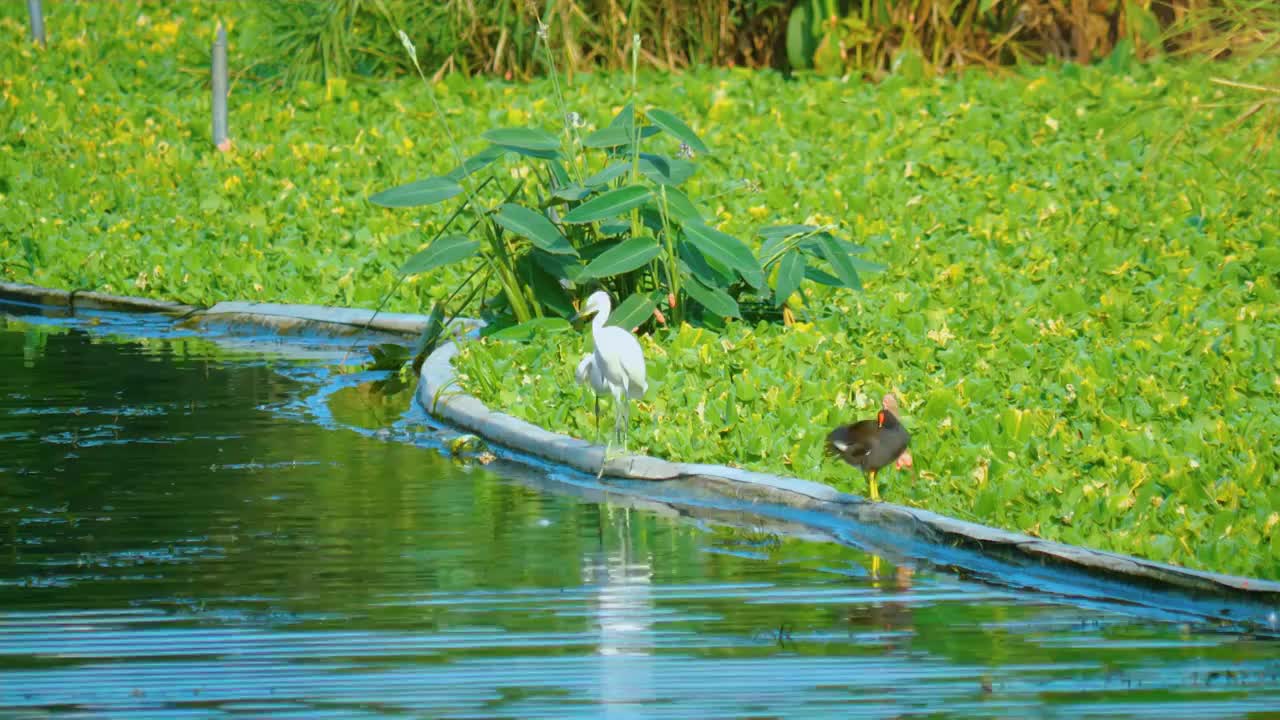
[4,280,1278,631]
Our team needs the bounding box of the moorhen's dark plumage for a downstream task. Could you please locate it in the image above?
[826,393,912,502]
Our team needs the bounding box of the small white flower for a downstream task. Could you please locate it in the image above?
[565,111,584,129]
[537,21,550,42]
[677,142,694,160]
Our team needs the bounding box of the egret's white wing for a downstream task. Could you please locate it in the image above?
[574,354,593,385]
[575,353,610,396]
[593,326,646,400]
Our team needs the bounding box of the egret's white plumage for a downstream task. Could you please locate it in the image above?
[574,352,609,437]
[575,353,608,395]
[576,291,647,453]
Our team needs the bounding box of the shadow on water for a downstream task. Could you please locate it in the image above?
[2,306,1279,719]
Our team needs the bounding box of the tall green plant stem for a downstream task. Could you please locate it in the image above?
[627,33,644,254]
[398,32,536,323]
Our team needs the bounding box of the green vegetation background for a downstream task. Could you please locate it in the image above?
[1,2,1277,577]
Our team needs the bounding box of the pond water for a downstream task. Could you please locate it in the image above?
[2,308,1279,718]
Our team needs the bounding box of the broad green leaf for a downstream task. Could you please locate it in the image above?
[493,203,576,256]
[639,206,666,236]
[679,240,733,289]
[489,317,572,342]
[517,253,576,317]
[608,292,657,331]
[774,250,806,306]
[576,239,619,262]
[607,102,634,131]
[445,146,504,181]
[660,187,703,225]
[628,126,663,142]
[759,224,819,263]
[548,160,571,186]
[598,221,629,236]
[399,234,480,275]
[757,224,819,242]
[684,277,741,318]
[683,221,764,288]
[601,131,661,160]
[563,185,651,223]
[584,162,630,187]
[601,105,659,144]
[647,108,710,154]
[800,233,868,257]
[552,184,590,201]
[818,234,862,290]
[532,249,584,284]
[582,125,633,148]
[804,265,843,286]
[482,127,560,152]
[370,177,462,208]
[638,153,694,186]
[579,236,662,279]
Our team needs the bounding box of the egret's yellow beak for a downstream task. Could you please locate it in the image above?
[570,304,598,325]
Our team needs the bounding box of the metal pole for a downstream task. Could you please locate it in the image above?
[27,0,45,47]
[212,22,229,150]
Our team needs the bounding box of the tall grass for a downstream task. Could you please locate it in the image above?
[244,0,1276,84]
[784,0,1279,78]
[244,0,791,84]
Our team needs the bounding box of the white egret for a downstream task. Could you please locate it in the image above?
[573,291,647,454]
[574,352,609,440]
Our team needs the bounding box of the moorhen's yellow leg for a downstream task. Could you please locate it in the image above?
[868,470,880,502]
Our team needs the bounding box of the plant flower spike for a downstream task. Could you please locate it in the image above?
[397,30,421,72]
[826,394,912,502]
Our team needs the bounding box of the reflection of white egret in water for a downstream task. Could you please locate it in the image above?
[584,506,656,712]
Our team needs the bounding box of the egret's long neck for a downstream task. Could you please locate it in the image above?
[591,306,609,334]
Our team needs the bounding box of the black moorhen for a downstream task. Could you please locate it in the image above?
[826,393,912,502]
